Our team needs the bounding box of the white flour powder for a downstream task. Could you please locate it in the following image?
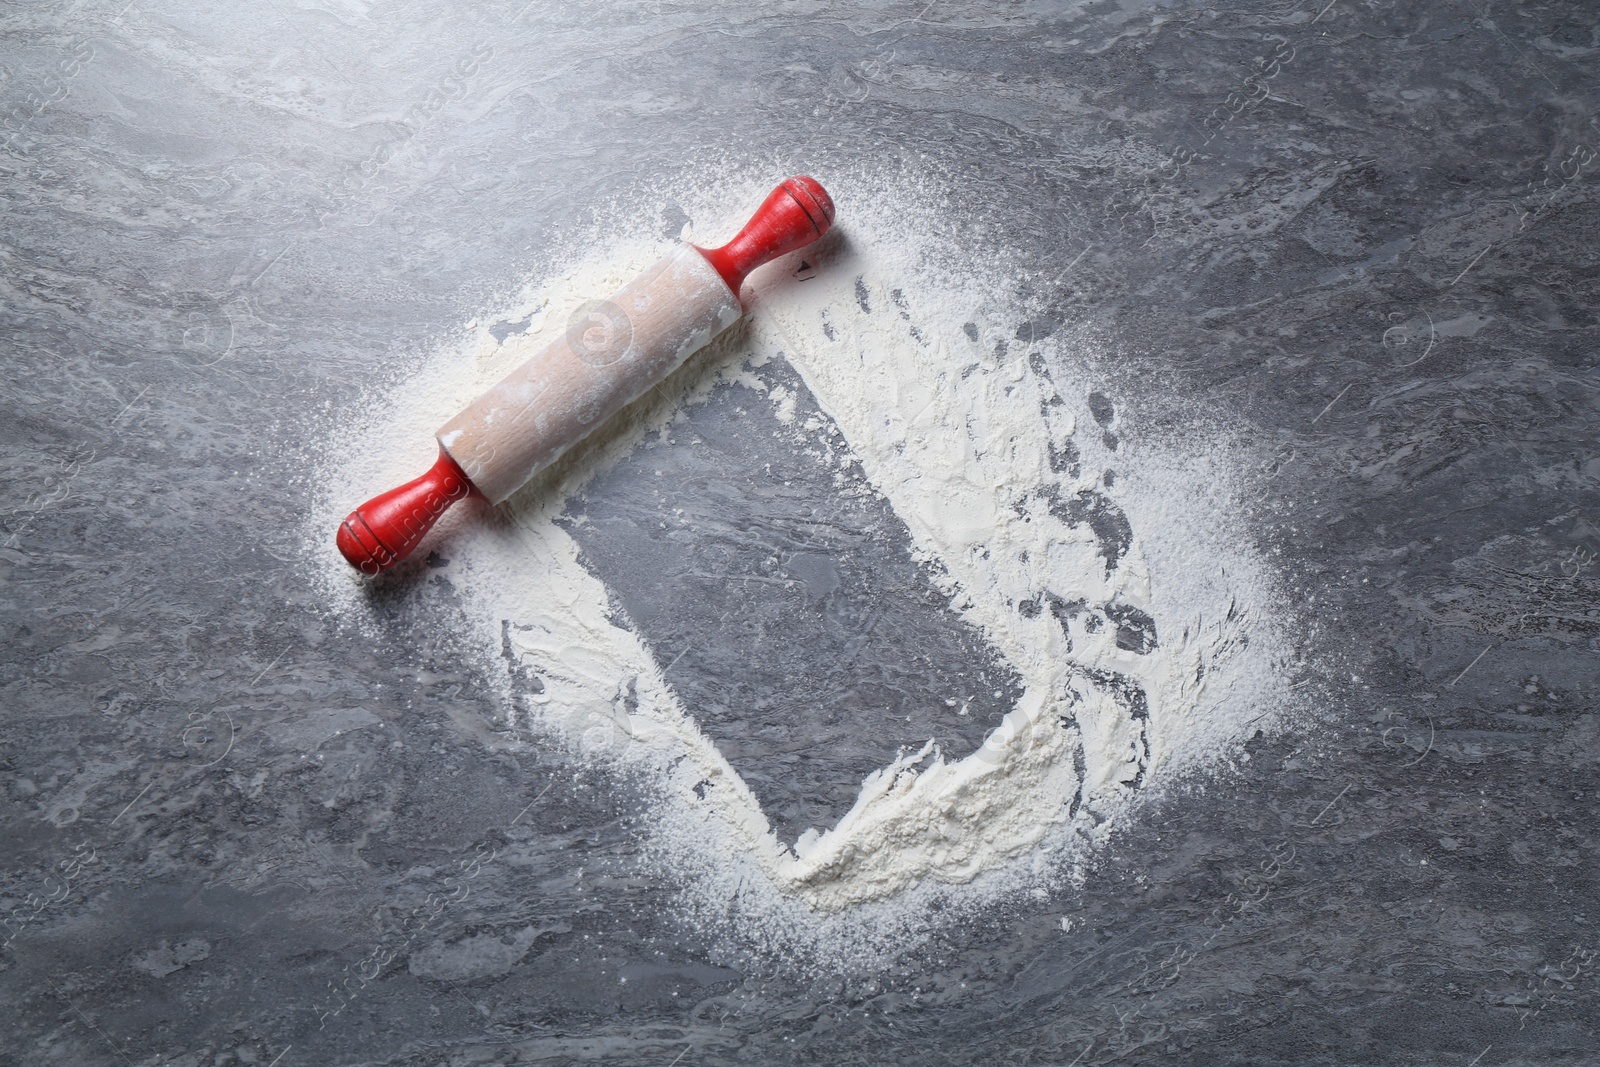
[309,163,1297,966]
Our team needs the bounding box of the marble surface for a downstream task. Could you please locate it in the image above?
[3,1,1599,1064]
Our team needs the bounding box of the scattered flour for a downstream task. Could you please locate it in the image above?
[309,163,1297,966]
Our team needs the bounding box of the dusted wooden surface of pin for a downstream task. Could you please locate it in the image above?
[436,246,741,505]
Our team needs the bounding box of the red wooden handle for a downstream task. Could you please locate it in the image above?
[696,176,835,299]
[335,446,475,575]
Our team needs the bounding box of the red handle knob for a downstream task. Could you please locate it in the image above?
[335,446,475,575]
[695,176,835,299]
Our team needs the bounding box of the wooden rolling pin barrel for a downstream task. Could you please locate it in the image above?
[336,176,836,575]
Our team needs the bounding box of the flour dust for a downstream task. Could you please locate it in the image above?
[308,163,1299,969]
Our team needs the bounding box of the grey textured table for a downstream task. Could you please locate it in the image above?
[4,1,1599,1064]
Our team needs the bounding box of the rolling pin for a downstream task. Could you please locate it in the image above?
[336,176,835,574]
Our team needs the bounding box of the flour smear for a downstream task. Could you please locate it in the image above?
[309,164,1299,967]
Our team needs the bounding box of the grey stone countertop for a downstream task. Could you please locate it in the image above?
[3,1,1598,1064]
